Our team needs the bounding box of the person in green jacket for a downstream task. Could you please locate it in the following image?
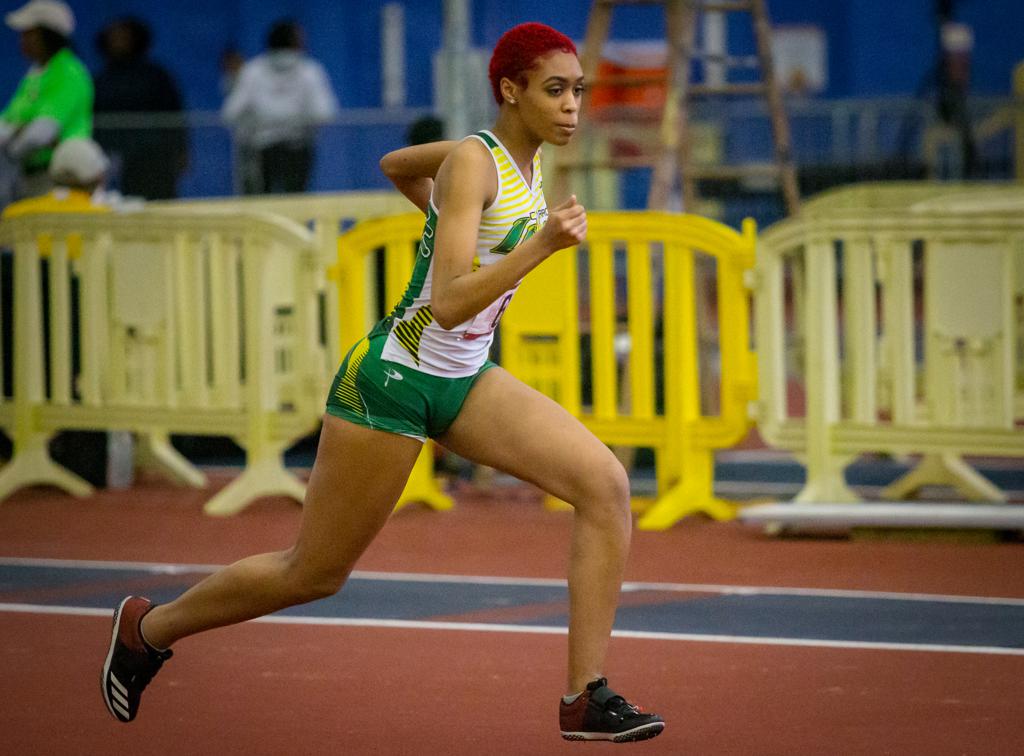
[0,0,93,203]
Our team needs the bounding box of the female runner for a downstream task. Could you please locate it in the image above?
[102,22,664,743]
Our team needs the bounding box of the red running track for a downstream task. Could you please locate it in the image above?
[2,474,1023,755]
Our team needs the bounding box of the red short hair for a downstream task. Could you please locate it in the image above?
[488,22,578,105]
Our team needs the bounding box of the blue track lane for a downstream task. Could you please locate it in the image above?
[1,560,1022,652]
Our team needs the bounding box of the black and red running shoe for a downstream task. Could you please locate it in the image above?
[559,677,664,742]
[101,596,172,722]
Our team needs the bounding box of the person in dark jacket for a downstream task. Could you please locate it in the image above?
[93,16,187,199]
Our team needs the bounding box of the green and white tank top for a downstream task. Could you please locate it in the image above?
[380,130,548,377]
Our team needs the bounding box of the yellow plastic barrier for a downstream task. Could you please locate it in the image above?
[334,210,758,527]
[0,210,325,515]
[756,183,1024,505]
[335,213,453,513]
[502,211,759,530]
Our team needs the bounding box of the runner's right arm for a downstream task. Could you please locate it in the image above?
[380,140,459,213]
[430,140,587,330]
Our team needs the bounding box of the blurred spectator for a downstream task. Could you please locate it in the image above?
[935,7,976,177]
[219,47,246,96]
[0,0,93,207]
[222,19,339,194]
[93,16,188,200]
[2,136,111,219]
[406,115,445,146]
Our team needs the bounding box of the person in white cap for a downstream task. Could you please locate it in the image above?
[2,137,110,219]
[0,1,93,205]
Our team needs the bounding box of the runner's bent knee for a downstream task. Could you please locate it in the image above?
[281,548,352,602]
[566,451,631,518]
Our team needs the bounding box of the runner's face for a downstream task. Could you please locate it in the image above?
[516,51,584,146]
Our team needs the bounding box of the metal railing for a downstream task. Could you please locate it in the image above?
[86,96,1018,221]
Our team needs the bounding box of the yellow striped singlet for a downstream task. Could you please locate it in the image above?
[380,129,548,377]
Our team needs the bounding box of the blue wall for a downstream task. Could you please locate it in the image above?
[1,0,1019,200]
[2,0,1021,112]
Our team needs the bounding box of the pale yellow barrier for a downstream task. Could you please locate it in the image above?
[756,183,1024,505]
[334,213,453,513]
[0,210,325,515]
[167,192,449,514]
[502,211,759,530]
[797,181,996,213]
[156,191,414,371]
[163,191,411,220]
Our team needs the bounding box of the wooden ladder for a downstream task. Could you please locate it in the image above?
[555,0,801,214]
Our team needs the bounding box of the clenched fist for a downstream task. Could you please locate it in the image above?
[537,195,587,255]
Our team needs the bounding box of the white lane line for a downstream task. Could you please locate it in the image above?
[0,556,224,574]
[2,556,1024,606]
[1,602,1022,657]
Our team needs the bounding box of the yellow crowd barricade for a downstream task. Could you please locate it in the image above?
[334,213,453,513]
[164,191,447,514]
[0,210,325,516]
[501,211,759,530]
[333,210,758,527]
[755,183,1024,507]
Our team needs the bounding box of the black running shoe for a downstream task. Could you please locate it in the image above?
[559,678,665,742]
[101,596,172,722]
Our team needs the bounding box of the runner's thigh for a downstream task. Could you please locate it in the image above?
[437,368,628,506]
[292,413,423,569]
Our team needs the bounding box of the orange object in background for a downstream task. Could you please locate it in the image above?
[588,59,667,118]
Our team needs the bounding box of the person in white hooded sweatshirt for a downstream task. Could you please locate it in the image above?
[222,19,339,194]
